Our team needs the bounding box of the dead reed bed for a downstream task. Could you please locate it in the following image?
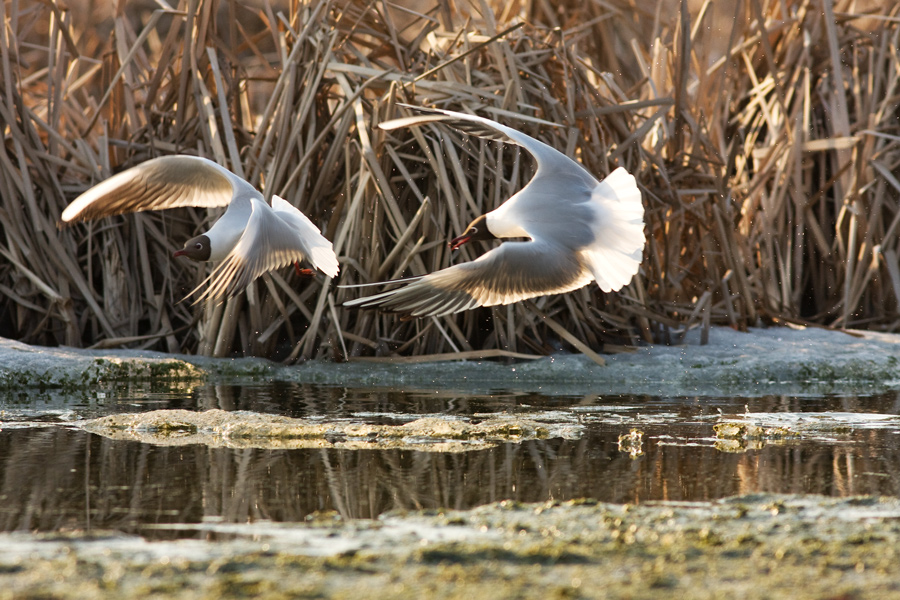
[1,0,899,360]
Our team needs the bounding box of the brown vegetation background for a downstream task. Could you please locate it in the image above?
[1,0,899,359]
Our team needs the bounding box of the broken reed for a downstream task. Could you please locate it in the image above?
[1,0,899,359]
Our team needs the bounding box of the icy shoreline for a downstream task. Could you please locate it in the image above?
[3,325,900,396]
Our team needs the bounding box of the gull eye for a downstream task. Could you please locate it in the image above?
[195,243,202,250]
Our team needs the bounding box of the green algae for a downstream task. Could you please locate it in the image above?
[79,409,567,451]
[617,428,644,457]
[714,422,798,440]
[0,356,206,393]
[2,495,900,599]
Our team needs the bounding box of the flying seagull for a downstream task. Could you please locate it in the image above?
[60,155,339,303]
[343,106,645,317]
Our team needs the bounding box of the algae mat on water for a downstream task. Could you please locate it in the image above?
[79,408,580,452]
[0,494,898,599]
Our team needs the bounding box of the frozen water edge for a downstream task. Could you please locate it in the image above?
[2,324,900,396]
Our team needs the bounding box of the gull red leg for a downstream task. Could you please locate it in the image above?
[294,261,315,278]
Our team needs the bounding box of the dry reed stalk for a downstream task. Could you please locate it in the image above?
[2,0,900,360]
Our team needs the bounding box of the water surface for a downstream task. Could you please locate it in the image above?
[2,383,899,539]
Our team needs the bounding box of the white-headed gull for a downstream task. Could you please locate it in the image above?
[60,155,339,302]
[343,106,645,317]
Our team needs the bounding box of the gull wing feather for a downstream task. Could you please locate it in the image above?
[380,105,598,191]
[270,195,339,278]
[191,198,334,303]
[344,241,593,318]
[60,155,251,224]
[380,106,605,245]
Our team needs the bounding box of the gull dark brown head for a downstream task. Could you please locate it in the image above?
[174,234,212,262]
[450,214,495,250]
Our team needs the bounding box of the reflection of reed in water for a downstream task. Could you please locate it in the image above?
[1,395,899,534]
[192,382,534,418]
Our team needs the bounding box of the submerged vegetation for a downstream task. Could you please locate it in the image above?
[1,0,899,359]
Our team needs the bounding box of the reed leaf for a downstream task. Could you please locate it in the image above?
[2,0,900,358]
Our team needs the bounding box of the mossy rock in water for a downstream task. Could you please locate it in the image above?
[84,358,205,384]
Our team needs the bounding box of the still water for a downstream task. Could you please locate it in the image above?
[2,383,899,539]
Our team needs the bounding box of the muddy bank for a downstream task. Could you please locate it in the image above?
[1,494,898,599]
[3,325,900,397]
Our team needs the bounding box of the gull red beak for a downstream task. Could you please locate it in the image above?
[449,233,472,251]
[173,249,187,258]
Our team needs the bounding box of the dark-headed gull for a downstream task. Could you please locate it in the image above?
[343,106,645,317]
[60,155,339,302]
